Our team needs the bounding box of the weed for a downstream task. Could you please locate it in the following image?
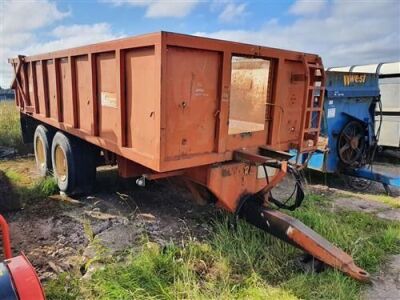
[82,220,112,273]
[45,273,80,300]
[35,176,59,197]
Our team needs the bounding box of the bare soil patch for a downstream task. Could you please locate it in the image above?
[1,160,214,280]
[364,254,400,300]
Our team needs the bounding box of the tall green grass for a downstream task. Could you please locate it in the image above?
[0,101,21,147]
[0,101,30,154]
[45,195,400,300]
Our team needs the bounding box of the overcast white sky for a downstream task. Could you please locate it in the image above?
[1,0,399,87]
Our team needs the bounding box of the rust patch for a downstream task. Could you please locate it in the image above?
[221,168,231,177]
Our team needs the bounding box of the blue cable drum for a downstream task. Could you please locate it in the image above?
[0,262,18,300]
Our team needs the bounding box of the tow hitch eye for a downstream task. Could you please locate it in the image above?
[238,198,371,283]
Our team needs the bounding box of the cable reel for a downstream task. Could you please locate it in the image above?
[337,120,367,166]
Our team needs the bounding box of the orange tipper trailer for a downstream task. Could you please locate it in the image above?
[9,31,369,282]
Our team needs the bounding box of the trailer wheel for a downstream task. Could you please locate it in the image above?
[51,132,96,194]
[33,125,53,176]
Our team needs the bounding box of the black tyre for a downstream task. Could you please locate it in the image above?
[344,175,372,192]
[51,132,96,194]
[33,125,53,176]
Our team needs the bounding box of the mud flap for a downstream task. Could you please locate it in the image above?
[238,199,370,282]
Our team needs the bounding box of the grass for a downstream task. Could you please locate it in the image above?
[0,160,58,206]
[0,101,29,153]
[364,193,400,209]
[11,173,58,204]
[44,194,400,300]
[336,191,400,209]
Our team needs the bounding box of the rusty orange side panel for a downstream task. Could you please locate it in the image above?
[96,52,119,143]
[125,46,159,159]
[164,46,221,160]
[59,58,73,125]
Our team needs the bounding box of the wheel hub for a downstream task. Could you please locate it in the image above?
[54,145,67,182]
[350,136,359,149]
[35,137,45,169]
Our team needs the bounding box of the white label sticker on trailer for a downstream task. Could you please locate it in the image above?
[327,107,336,118]
[101,92,117,108]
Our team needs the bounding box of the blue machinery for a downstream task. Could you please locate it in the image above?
[293,71,400,193]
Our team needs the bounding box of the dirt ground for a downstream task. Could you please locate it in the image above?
[1,158,215,280]
[1,156,399,298]
[364,254,400,300]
